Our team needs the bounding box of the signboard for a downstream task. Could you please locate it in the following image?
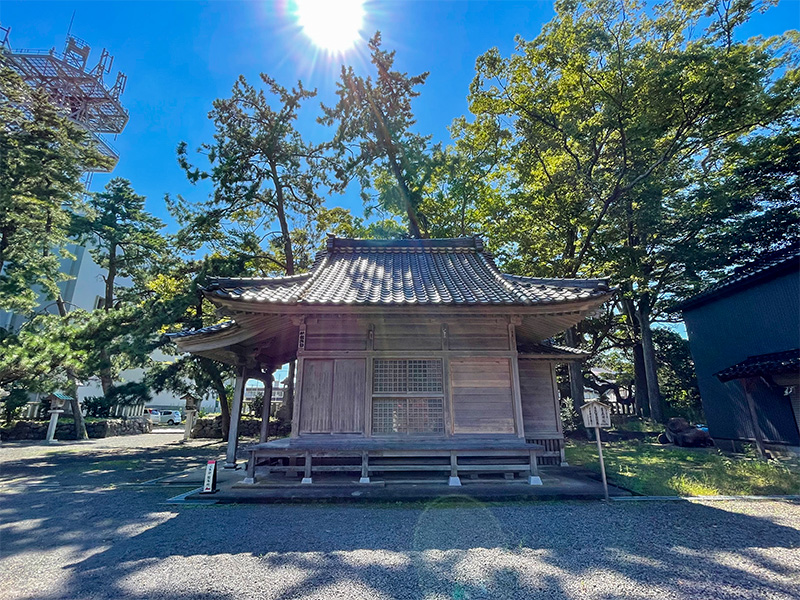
[201,460,218,494]
[581,400,611,429]
[580,400,611,501]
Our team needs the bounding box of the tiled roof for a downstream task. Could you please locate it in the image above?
[680,243,800,311]
[203,236,611,307]
[716,349,800,382]
[166,321,237,339]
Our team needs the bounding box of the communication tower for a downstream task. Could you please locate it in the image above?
[0,25,129,171]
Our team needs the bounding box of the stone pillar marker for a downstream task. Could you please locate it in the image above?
[44,394,69,444]
[184,409,196,442]
[45,409,64,444]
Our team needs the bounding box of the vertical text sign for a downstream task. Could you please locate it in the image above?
[202,460,217,494]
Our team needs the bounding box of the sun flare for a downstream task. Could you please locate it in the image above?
[294,0,365,53]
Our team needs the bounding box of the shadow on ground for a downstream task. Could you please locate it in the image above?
[2,478,799,599]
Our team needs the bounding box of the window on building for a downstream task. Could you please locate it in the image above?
[372,359,444,435]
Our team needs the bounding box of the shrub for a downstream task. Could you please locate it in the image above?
[1,388,30,425]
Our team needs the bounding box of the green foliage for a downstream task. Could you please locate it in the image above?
[0,313,88,390]
[1,388,29,425]
[565,438,800,496]
[83,381,150,418]
[0,57,110,312]
[176,73,328,276]
[320,32,433,238]
[560,398,582,433]
[652,328,703,421]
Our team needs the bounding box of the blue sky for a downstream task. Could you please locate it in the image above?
[2,1,798,232]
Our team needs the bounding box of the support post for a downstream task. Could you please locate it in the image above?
[448,452,461,486]
[45,410,63,444]
[528,449,542,485]
[595,426,609,500]
[301,451,313,484]
[742,378,767,459]
[259,368,274,443]
[360,451,370,484]
[224,366,247,469]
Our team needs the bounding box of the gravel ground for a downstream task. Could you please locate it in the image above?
[2,437,799,600]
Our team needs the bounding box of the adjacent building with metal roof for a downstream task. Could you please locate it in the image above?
[678,243,800,454]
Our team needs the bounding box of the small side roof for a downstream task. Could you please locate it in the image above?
[715,349,800,382]
[679,243,800,312]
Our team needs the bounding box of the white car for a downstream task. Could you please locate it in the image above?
[146,409,182,425]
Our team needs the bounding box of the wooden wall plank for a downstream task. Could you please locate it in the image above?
[450,358,515,434]
[331,359,366,433]
[518,359,560,434]
[299,359,333,433]
[448,319,510,351]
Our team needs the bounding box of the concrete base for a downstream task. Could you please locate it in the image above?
[301,477,313,485]
[359,477,371,484]
[448,476,462,487]
[223,463,239,470]
[528,476,543,486]
[241,477,255,485]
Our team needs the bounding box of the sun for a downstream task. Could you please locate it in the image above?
[294,0,365,53]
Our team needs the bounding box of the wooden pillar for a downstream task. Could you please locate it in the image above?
[259,368,274,443]
[448,451,461,486]
[742,378,766,459]
[528,449,542,485]
[301,451,313,484]
[360,451,370,484]
[224,365,247,469]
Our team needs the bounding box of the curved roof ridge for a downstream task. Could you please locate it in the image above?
[475,252,533,305]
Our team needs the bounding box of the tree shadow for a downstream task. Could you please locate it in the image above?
[3,481,799,599]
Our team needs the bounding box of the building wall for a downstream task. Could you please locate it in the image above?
[518,359,561,435]
[683,271,800,446]
[295,315,557,439]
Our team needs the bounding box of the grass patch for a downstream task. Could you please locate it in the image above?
[565,438,800,496]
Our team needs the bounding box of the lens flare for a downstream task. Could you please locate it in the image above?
[294,0,365,53]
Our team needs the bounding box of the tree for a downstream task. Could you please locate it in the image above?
[0,58,109,312]
[73,178,165,394]
[177,74,328,277]
[320,32,433,238]
[463,0,799,420]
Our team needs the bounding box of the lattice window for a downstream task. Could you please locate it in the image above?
[372,397,444,435]
[373,359,443,394]
[372,359,444,435]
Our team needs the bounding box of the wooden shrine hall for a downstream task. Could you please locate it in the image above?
[169,236,613,487]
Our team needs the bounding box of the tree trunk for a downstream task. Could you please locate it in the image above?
[213,375,230,442]
[632,342,650,418]
[621,297,649,417]
[55,295,88,440]
[98,245,117,395]
[270,163,295,276]
[638,294,663,422]
[564,327,585,417]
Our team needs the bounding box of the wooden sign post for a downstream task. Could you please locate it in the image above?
[200,460,218,494]
[581,400,612,501]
